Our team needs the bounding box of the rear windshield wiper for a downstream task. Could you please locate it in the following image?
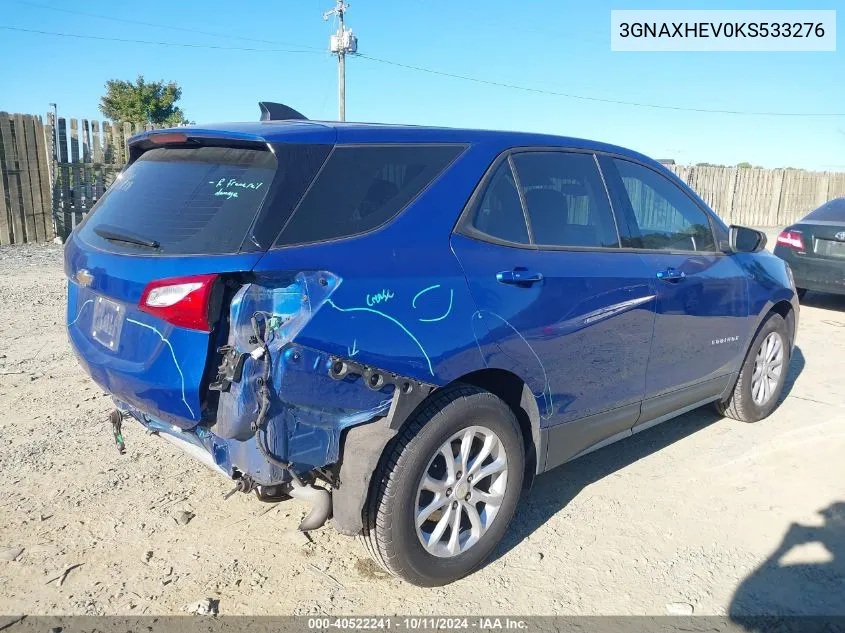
[94,225,160,249]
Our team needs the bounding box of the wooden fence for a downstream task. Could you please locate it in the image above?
[2,110,845,245]
[0,113,53,244]
[0,112,165,245]
[668,164,845,228]
[50,117,165,240]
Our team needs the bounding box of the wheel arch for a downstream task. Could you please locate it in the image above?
[448,368,543,487]
[333,367,542,536]
[722,297,797,402]
[769,299,797,347]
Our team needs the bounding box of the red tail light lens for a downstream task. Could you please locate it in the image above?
[776,230,804,251]
[139,274,218,331]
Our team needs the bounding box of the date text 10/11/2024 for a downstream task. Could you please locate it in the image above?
[307,617,529,630]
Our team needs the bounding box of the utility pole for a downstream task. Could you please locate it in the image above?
[323,0,357,121]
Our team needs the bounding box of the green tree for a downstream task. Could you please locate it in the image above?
[736,162,753,168]
[99,75,188,125]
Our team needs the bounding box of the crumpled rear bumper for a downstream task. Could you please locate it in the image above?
[114,360,392,488]
[115,400,285,483]
[110,344,403,487]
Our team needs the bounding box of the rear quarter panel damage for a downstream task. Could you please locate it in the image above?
[212,266,490,483]
[210,142,509,482]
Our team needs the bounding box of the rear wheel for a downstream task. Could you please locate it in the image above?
[362,385,524,586]
[716,312,789,423]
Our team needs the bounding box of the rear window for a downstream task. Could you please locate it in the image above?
[804,198,845,222]
[274,144,464,246]
[79,146,277,255]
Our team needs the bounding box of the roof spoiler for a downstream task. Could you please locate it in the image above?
[258,101,308,122]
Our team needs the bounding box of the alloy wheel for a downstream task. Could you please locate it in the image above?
[751,331,784,406]
[415,425,508,558]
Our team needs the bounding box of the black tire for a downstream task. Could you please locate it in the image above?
[796,288,807,301]
[361,384,524,586]
[716,312,790,423]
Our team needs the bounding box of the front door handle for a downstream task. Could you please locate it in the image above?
[656,267,686,282]
[496,268,544,285]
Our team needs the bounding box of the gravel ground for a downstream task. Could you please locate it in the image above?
[0,241,843,616]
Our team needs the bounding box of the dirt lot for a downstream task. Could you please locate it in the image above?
[0,242,843,616]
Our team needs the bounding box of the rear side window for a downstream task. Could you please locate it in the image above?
[275,144,464,246]
[804,198,845,222]
[612,159,716,252]
[469,160,530,244]
[79,146,277,255]
[511,152,619,248]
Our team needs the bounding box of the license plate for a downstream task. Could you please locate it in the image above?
[91,296,125,351]
[815,239,845,259]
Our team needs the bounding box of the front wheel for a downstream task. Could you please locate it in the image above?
[716,312,790,423]
[362,385,524,586]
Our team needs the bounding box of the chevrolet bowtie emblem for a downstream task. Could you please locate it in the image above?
[75,269,94,287]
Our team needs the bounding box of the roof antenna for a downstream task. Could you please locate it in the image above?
[258,102,308,122]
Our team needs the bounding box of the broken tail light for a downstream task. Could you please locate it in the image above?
[230,271,341,353]
[776,230,805,251]
[139,274,218,331]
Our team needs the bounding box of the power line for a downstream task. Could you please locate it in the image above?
[356,54,845,118]
[10,0,325,51]
[0,25,326,55]
[5,20,844,118]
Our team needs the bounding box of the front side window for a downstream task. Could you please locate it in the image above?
[612,159,716,252]
[511,152,619,248]
[469,160,530,244]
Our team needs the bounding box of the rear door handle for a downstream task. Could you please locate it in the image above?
[656,267,686,282]
[496,268,544,285]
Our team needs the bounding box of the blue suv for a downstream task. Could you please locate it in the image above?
[65,105,799,586]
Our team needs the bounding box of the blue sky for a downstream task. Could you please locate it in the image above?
[1,0,842,170]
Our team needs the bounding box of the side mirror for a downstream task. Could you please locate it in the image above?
[729,225,767,253]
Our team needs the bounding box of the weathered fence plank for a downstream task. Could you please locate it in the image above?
[22,116,47,241]
[69,119,82,230]
[31,115,53,240]
[0,113,26,244]
[91,120,102,165]
[122,121,132,160]
[42,116,56,240]
[0,155,8,245]
[0,116,9,245]
[12,115,38,242]
[110,122,122,166]
[56,117,72,239]
[82,119,93,212]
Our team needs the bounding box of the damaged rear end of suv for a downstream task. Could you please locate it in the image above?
[66,112,511,586]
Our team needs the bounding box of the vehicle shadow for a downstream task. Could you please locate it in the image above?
[779,344,805,402]
[729,502,845,619]
[800,291,845,313]
[491,406,722,565]
[490,345,806,566]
